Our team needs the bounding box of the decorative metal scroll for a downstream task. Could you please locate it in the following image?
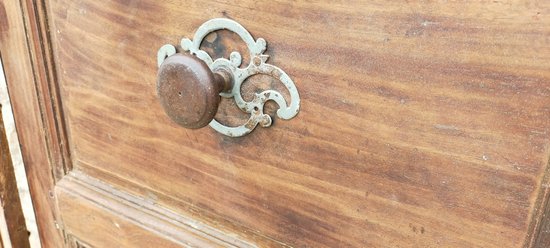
[157,18,300,137]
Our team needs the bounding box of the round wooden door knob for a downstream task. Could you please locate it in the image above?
[157,53,232,129]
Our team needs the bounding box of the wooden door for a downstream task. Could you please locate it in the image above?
[1,0,550,247]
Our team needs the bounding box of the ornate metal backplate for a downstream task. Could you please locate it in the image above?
[157,18,300,137]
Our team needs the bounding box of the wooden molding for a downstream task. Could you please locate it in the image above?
[0,0,67,246]
[65,234,91,248]
[20,0,73,180]
[56,171,259,248]
[531,159,550,248]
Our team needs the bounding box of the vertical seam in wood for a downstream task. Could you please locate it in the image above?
[36,0,73,176]
[528,153,550,247]
[19,0,73,182]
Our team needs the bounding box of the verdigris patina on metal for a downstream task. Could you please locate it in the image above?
[157,18,300,137]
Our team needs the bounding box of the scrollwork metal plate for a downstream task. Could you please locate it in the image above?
[157,18,300,137]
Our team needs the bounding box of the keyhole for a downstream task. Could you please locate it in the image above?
[178,91,182,97]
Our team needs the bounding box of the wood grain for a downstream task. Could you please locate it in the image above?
[0,0,66,246]
[56,171,267,248]
[46,0,550,247]
[19,0,73,180]
[533,159,550,247]
[0,107,30,248]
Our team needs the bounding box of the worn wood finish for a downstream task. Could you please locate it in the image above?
[71,164,290,247]
[19,0,73,180]
[534,160,550,248]
[0,0,66,246]
[0,107,30,248]
[56,171,264,248]
[157,53,231,129]
[45,0,550,247]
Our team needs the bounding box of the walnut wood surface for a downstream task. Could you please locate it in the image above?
[44,0,550,247]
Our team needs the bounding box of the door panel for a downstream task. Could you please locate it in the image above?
[57,171,262,247]
[4,0,550,247]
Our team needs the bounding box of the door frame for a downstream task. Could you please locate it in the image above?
[0,0,68,247]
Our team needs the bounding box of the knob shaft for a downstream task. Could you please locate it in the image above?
[157,53,232,129]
